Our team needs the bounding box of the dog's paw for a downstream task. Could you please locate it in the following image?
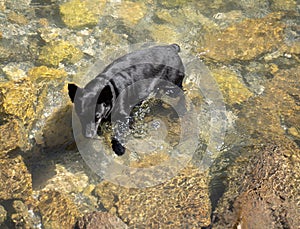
[111,138,126,156]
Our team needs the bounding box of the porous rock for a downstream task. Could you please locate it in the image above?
[75,211,127,229]
[0,155,32,201]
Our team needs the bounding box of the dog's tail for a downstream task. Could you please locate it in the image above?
[171,43,181,53]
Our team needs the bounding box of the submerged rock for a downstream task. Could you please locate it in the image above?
[38,190,80,229]
[75,211,127,229]
[0,65,72,148]
[213,139,300,228]
[7,11,29,25]
[149,24,180,44]
[95,165,211,228]
[0,155,32,201]
[0,120,28,157]
[198,12,286,62]
[0,205,7,225]
[212,65,300,228]
[59,0,103,29]
[0,79,36,125]
[11,200,35,228]
[113,1,147,26]
[211,67,253,105]
[237,66,300,140]
[38,41,83,67]
[271,0,297,11]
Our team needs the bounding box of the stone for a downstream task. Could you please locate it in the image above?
[113,1,146,26]
[211,67,253,105]
[38,41,83,67]
[271,0,297,11]
[42,164,89,194]
[0,155,32,201]
[7,11,29,25]
[27,65,73,148]
[237,66,300,139]
[2,63,30,81]
[95,165,211,228]
[213,139,300,228]
[0,205,7,225]
[28,66,67,81]
[212,65,300,228]
[11,200,35,228]
[198,12,285,62]
[75,211,127,229]
[160,0,191,8]
[0,120,28,157]
[60,0,103,29]
[149,24,179,44]
[38,190,80,229]
[0,79,36,125]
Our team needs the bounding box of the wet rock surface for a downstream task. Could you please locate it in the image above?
[37,190,80,229]
[0,120,28,157]
[211,66,300,228]
[0,155,32,201]
[198,12,286,62]
[213,139,300,228]
[95,165,211,228]
[75,211,128,229]
[0,205,7,225]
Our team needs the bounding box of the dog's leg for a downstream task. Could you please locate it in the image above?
[111,115,132,156]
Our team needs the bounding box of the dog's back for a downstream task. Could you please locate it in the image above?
[69,44,185,155]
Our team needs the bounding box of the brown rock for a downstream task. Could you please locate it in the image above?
[0,155,32,201]
[198,12,285,62]
[0,119,28,157]
[7,11,28,25]
[38,190,80,229]
[11,200,35,228]
[75,211,127,229]
[0,79,36,125]
[95,165,211,228]
[0,205,7,225]
[237,66,300,140]
[213,140,300,228]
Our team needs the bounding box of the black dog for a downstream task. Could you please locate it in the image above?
[68,44,185,156]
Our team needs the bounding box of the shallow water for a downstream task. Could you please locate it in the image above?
[0,0,299,228]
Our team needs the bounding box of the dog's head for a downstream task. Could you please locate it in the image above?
[68,83,112,138]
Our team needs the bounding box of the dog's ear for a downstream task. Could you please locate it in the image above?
[68,83,81,103]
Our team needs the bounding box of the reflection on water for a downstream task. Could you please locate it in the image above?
[0,0,299,228]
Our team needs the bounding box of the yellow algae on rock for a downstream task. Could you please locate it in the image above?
[211,67,253,105]
[38,190,80,229]
[60,0,100,29]
[198,12,285,62]
[114,1,146,26]
[149,24,179,44]
[0,120,28,157]
[0,155,32,201]
[28,66,67,81]
[38,41,83,67]
[0,79,36,124]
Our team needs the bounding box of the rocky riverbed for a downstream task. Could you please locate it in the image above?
[0,0,299,228]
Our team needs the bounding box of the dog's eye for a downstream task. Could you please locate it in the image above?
[96,112,101,119]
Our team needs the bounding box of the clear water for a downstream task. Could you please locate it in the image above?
[0,0,299,228]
